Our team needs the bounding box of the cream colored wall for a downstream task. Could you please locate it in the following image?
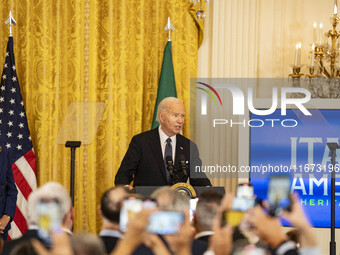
[196,0,259,192]
[197,0,340,253]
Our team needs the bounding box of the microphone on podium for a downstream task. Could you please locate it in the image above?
[178,154,187,177]
[166,155,174,176]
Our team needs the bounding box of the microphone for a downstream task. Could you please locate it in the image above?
[166,155,174,176]
[178,154,187,176]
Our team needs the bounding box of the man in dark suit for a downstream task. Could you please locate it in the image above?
[0,146,18,241]
[115,97,211,188]
[98,186,126,254]
[193,191,249,248]
[193,190,223,245]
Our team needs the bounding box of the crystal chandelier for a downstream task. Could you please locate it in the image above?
[189,0,212,21]
[289,1,340,98]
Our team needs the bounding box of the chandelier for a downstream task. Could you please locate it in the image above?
[289,1,340,98]
[189,0,212,21]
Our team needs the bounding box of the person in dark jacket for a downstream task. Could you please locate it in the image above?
[0,146,18,241]
[115,97,211,188]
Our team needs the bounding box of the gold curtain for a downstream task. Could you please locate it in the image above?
[0,0,203,233]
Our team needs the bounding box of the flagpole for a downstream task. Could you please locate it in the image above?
[2,13,37,240]
[164,17,175,41]
[4,11,16,37]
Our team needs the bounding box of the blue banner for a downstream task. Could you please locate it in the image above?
[250,109,340,227]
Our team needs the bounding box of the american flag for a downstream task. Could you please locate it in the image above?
[0,37,37,239]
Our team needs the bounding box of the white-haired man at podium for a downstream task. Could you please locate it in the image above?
[115,97,211,189]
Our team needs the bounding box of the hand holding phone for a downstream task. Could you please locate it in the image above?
[147,211,184,235]
[37,198,62,247]
[267,175,292,217]
[232,184,255,212]
[221,210,245,227]
[119,198,144,232]
[120,198,158,232]
[222,184,255,227]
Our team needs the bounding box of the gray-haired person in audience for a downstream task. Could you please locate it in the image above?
[71,232,106,255]
[2,182,74,255]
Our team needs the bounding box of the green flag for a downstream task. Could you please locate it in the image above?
[152,41,177,129]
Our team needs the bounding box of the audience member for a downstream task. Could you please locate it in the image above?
[1,181,320,255]
[192,190,223,255]
[150,186,190,213]
[243,193,319,255]
[281,194,320,255]
[2,182,74,255]
[286,229,300,248]
[246,205,298,255]
[7,240,37,255]
[208,217,234,255]
[98,186,127,254]
[150,187,198,255]
[113,209,171,255]
[32,231,73,255]
[71,232,106,255]
[193,190,223,243]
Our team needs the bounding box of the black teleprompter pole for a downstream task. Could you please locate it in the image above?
[327,142,340,255]
[65,141,81,206]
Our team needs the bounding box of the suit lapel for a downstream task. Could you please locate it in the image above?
[149,128,168,182]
